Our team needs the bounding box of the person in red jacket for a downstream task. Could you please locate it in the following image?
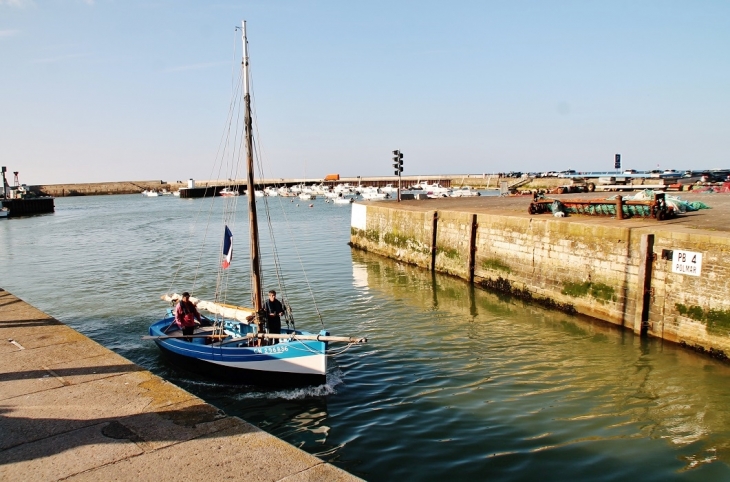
[175,292,201,341]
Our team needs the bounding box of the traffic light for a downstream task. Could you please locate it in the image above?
[614,154,621,169]
[393,150,403,176]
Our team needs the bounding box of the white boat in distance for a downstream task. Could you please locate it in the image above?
[141,190,159,197]
[411,182,451,198]
[219,187,240,197]
[360,187,390,201]
[450,186,482,197]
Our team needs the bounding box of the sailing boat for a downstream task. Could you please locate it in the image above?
[298,160,315,200]
[146,22,366,387]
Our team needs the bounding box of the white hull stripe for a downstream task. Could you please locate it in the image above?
[205,353,326,375]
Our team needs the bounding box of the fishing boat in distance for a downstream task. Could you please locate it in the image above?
[219,187,240,197]
[145,22,367,387]
[449,186,481,197]
[333,196,354,204]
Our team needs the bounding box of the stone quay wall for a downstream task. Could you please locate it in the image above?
[350,203,730,359]
[30,180,182,197]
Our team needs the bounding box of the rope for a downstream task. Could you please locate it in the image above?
[248,61,325,330]
[166,47,245,298]
[167,25,328,340]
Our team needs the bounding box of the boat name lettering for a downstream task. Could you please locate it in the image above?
[254,345,289,355]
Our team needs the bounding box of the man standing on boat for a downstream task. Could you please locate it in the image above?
[175,292,202,341]
[263,290,284,344]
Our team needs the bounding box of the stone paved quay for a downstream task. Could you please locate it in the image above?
[0,289,361,482]
[386,191,730,232]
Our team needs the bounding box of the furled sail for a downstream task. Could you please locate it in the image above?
[161,293,255,323]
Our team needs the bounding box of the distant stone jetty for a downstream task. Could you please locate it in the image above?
[27,175,548,197]
[31,180,183,197]
[27,172,711,198]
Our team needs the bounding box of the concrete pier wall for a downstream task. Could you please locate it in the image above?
[1,197,55,217]
[350,203,730,359]
[0,289,362,481]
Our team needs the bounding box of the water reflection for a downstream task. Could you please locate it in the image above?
[348,248,730,479]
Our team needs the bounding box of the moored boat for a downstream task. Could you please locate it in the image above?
[219,187,240,197]
[450,186,481,197]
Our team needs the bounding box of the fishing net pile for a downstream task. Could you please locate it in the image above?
[612,190,711,213]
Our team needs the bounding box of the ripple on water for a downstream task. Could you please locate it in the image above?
[3,195,730,481]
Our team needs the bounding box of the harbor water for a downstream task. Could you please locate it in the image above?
[2,194,730,481]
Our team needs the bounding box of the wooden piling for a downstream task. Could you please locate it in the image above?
[467,214,478,283]
[616,195,624,220]
[633,233,654,335]
[431,211,439,272]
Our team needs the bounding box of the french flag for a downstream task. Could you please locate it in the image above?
[222,225,233,269]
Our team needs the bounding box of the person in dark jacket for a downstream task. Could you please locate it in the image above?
[175,292,201,341]
[263,290,284,344]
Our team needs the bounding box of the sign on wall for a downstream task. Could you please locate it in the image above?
[672,250,702,277]
[351,203,367,231]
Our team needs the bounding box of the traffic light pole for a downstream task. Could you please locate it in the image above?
[392,149,404,202]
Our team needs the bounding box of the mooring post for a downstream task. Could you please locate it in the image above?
[616,195,624,220]
[467,214,478,283]
[431,211,439,272]
[633,233,655,336]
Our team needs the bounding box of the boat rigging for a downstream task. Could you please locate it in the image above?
[145,21,367,387]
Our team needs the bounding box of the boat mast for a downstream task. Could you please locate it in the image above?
[242,21,263,313]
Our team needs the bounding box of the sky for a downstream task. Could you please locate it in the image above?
[1,0,729,185]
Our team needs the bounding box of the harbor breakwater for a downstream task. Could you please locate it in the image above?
[31,180,180,197]
[349,198,730,359]
[27,175,497,197]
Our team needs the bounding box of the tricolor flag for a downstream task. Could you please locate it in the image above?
[222,225,233,269]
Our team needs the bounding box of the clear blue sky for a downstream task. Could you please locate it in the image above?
[1,1,728,184]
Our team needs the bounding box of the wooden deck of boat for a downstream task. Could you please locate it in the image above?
[0,288,362,481]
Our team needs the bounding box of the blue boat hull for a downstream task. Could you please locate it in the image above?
[150,317,328,388]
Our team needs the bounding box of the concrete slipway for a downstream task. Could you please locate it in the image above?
[0,289,361,481]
